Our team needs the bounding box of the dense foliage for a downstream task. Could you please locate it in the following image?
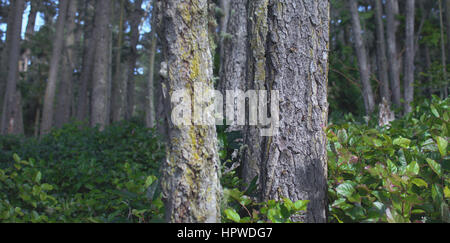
[328,96,449,223]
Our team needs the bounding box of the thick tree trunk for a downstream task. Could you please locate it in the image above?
[218,0,231,80]
[386,0,402,108]
[0,0,25,135]
[404,0,415,114]
[111,0,126,123]
[76,0,95,123]
[349,0,375,114]
[257,0,330,223]
[374,0,390,102]
[90,0,112,130]
[219,0,248,125]
[160,0,222,223]
[40,0,69,135]
[55,0,78,128]
[125,0,144,120]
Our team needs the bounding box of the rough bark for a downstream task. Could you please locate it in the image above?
[219,0,248,107]
[439,0,448,98]
[374,0,390,102]
[242,0,267,187]
[40,0,69,135]
[160,0,222,223]
[386,0,401,108]
[349,0,375,114]
[111,0,126,123]
[218,0,231,80]
[258,0,330,223]
[90,0,112,130]
[55,0,78,127]
[76,0,95,123]
[404,0,415,114]
[125,0,144,120]
[20,0,38,74]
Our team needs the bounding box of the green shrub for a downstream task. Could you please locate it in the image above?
[327,96,449,223]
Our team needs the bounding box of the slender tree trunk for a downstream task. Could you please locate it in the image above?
[111,0,126,122]
[125,0,144,120]
[349,0,375,114]
[160,0,222,223]
[374,0,390,103]
[76,0,96,123]
[20,0,38,74]
[0,0,25,135]
[40,0,69,135]
[55,0,78,127]
[145,1,157,129]
[90,0,112,130]
[386,0,402,108]
[439,0,448,97]
[218,0,231,81]
[259,0,329,223]
[404,0,415,114]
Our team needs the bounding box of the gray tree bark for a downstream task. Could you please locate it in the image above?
[349,0,375,114]
[386,0,402,108]
[259,0,330,223]
[111,0,126,123]
[40,0,69,135]
[90,0,112,130]
[55,0,78,128]
[404,0,415,114]
[125,0,144,120]
[160,0,222,223]
[145,1,157,129]
[374,0,390,103]
[0,0,25,135]
[76,0,95,123]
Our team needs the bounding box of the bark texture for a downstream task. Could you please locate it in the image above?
[145,1,158,129]
[55,0,78,127]
[111,0,126,122]
[40,0,69,135]
[160,0,222,223]
[90,0,112,130]
[386,0,401,108]
[404,0,415,114]
[374,0,390,102]
[349,0,375,114]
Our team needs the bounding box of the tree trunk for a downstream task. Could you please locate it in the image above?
[404,0,415,114]
[259,0,329,223]
[40,0,69,135]
[76,0,95,124]
[349,0,375,114]
[386,0,402,108]
[125,0,144,120]
[111,0,126,123]
[55,0,78,128]
[374,0,390,103]
[160,0,222,223]
[90,0,112,130]
[0,0,25,135]
[145,1,157,129]
[439,0,448,98]
[20,0,38,74]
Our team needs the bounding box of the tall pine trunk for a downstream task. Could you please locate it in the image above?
[374,0,390,103]
[145,1,157,129]
[386,0,402,108]
[404,0,415,114]
[0,0,25,135]
[160,0,221,223]
[111,0,126,123]
[349,0,375,114]
[40,0,69,135]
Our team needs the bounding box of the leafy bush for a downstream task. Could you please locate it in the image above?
[0,121,165,222]
[327,96,449,223]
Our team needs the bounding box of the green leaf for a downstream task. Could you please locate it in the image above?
[293,200,309,211]
[145,175,156,188]
[444,186,450,198]
[426,158,442,177]
[406,161,420,176]
[411,178,428,188]
[13,154,21,163]
[373,138,383,147]
[336,182,355,198]
[430,104,440,118]
[34,171,42,183]
[224,208,240,222]
[393,137,411,148]
[435,136,448,157]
